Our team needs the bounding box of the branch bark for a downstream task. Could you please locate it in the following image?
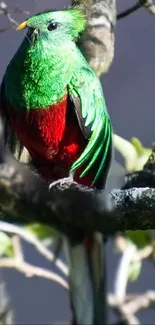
[0,155,155,235]
[72,0,116,76]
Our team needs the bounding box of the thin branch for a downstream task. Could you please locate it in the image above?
[0,221,68,276]
[109,290,155,308]
[115,236,153,261]
[117,3,142,20]
[0,2,18,28]
[117,0,155,20]
[144,0,155,15]
[123,291,155,314]
[6,13,18,27]
[114,243,137,302]
[109,291,155,325]
[0,282,13,325]
[117,306,140,325]
[12,235,24,262]
[136,245,153,261]
[108,291,155,325]
[0,258,68,290]
[0,1,30,31]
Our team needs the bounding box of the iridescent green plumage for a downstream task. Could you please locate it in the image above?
[0,9,113,325]
[69,67,111,184]
[4,9,87,110]
[3,9,112,185]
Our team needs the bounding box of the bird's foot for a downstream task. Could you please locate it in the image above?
[49,171,75,189]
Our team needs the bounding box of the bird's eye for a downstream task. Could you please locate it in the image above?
[47,22,58,31]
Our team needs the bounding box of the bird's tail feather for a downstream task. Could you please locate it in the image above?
[65,233,106,325]
[91,233,107,324]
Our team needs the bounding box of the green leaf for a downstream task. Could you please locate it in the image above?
[131,137,151,156]
[128,260,142,282]
[0,232,13,257]
[25,223,58,246]
[125,230,150,248]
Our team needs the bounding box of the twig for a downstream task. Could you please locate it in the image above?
[118,306,140,325]
[6,13,18,27]
[0,221,68,276]
[117,2,142,20]
[115,236,153,261]
[111,291,155,325]
[0,1,30,30]
[0,2,18,28]
[0,258,68,290]
[108,291,155,325]
[123,290,155,314]
[136,245,153,260]
[114,244,137,302]
[12,235,24,261]
[117,0,155,20]
[144,0,155,15]
[0,282,13,325]
[109,291,155,325]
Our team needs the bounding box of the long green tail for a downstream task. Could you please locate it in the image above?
[65,159,125,325]
[65,233,107,325]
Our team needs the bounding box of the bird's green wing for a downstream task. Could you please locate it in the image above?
[68,66,112,185]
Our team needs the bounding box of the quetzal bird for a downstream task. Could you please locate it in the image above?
[0,8,123,325]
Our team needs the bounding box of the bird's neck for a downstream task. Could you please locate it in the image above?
[4,37,77,111]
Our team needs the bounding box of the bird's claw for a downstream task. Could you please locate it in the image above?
[49,171,75,189]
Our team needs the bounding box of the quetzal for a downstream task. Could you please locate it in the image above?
[0,8,123,325]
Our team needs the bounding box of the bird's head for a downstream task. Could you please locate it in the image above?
[16,8,86,45]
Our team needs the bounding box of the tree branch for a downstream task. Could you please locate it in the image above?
[0,257,68,289]
[0,154,155,235]
[114,243,137,302]
[72,0,116,76]
[117,0,155,20]
[0,221,68,276]
[109,291,155,325]
[0,1,30,32]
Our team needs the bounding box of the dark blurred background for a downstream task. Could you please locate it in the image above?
[1,0,155,323]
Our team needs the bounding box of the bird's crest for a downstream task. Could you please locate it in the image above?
[17,7,87,41]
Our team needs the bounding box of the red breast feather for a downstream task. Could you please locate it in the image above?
[4,94,95,185]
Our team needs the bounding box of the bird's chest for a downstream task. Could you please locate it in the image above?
[6,95,86,179]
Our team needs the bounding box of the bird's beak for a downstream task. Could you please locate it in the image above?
[16,20,28,31]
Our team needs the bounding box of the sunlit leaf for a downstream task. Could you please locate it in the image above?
[128,260,142,282]
[0,232,13,257]
[25,223,58,246]
[113,134,152,172]
[126,230,150,248]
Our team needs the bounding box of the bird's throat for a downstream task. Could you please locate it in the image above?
[4,37,72,111]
